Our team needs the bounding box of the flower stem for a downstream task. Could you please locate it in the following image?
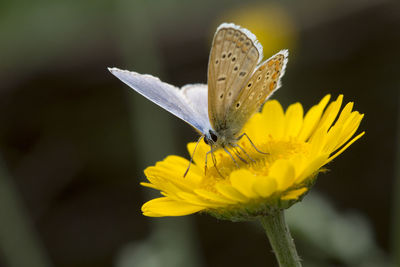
[260,210,301,267]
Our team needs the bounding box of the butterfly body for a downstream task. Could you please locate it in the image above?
[109,23,288,174]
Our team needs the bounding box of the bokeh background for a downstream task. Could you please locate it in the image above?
[1,0,400,266]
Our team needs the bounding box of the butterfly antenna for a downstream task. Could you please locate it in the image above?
[183,135,204,177]
[237,133,268,154]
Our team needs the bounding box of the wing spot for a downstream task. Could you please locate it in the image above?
[228,91,232,97]
[247,82,252,88]
[239,71,246,77]
[215,59,219,64]
[245,41,251,47]
[236,102,241,108]
[233,66,238,71]
[269,81,277,90]
[234,32,239,37]
[222,53,226,59]
[257,75,262,81]
[239,37,244,42]
[232,57,236,62]
[227,52,232,58]
[220,93,224,99]
[217,76,226,81]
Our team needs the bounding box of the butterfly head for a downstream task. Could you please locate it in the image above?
[204,130,218,146]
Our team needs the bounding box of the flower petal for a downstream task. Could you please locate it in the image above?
[269,159,295,190]
[316,94,343,131]
[253,177,277,198]
[281,187,308,200]
[230,169,259,198]
[284,103,303,138]
[260,100,285,139]
[298,94,331,141]
[215,183,248,202]
[142,197,204,217]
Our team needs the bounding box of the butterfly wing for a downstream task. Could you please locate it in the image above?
[226,50,289,134]
[207,23,263,132]
[109,68,211,134]
[181,84,209,124]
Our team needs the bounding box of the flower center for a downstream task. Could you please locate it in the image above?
[200,139,310,190]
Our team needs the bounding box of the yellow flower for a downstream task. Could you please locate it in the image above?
[141,95,364,220]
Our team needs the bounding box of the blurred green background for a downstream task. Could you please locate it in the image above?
[0,0,399,266]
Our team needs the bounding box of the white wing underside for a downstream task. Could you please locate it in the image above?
[108,68,211,134]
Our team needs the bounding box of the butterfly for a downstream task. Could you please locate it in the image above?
[109,23,288,176]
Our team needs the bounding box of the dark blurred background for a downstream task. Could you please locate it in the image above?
[1,0,399,266]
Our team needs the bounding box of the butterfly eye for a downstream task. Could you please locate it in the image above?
[204,137,209,145]
[209,130,218,142]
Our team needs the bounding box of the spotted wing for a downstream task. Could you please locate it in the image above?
[226,50,289,135]
[108,68,211,134]
[207,23,263,131]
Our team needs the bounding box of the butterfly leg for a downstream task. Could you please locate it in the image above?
[223,147,239,168]
[237,133,268,154]
[232,144,256,163]
[204,149,211,175]
[210,149,224,178]
[184,135,205,177]
[230,146,248,164]
[204,147,224,178]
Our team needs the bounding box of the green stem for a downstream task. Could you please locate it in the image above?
[260,210,301,267]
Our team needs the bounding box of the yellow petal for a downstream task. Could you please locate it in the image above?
[317,94,343,131]
[295,155,328,183]
[253,177,277,198]
[333,113,364,151]
[269,159,295,190]
[298,94,331,141]
[177,192,222,208]
[260,100,285,139]
[142,198,204,217]
[216,183,248,202]
[230,169,259,198]
[284,102,303,138]
[281,187,308,200]
[194,189,237,204]
[326,131,365,164]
